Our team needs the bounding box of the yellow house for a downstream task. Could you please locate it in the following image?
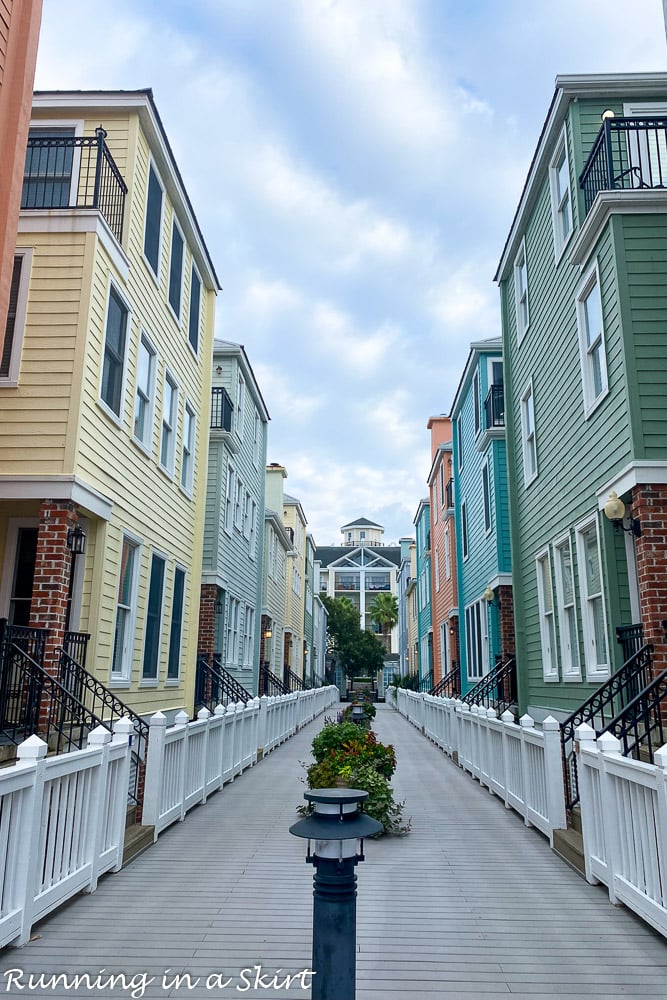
[282,490,308,683]
[0,89,219,728]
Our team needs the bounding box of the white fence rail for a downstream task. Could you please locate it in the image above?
[0,720,132,950]
[577,725,667,938]
[390,688,566,841]
[142,687,338,839]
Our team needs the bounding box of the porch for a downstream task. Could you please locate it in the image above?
[3,705,666,998]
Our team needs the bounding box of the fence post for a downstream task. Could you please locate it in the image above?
[500,710,514,810]
[214,703,226,782]
[596,731,623,904]
[174,710,190,821]
[86,724,112,892]
[654,744,667,907]
[198,707,210,804]
[16,735,48,946]
[575,722,599,885]
[112,717,134,870]
[141,712,167,837]
[257,695,268,758]
[519,714,534,826]
[542,715,567,839]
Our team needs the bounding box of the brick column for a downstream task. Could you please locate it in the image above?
[499,585,515,661]
[28,500,78,678]
[632,484,667,672]
[198,584,217,661]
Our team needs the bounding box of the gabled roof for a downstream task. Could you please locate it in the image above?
[340,517,383,530]
[213,340,270,421]
[315,545,401,568]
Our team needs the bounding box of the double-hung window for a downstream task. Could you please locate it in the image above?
[549,127,574,258]
[160,373,178,474]
[144,163,163,277]
[181,403,195,494]
[101,284,129,418]
[465,600,488,682]
[134,333,156,449]
[461,499,469,560]
[168,218,184,320]
[226,597,241,666]
[536,548,558,680]
[235,372,246,440]
[520,381,537,485]
[142,552,165,681]
[576,518,609,679]
[111,536,140,681]
[167,566,186,681]
[514,238,529,342]
[554,535,581,679]
[225,466,234,534]
[576,262,608,416]
[242,605,255,668]
[1,251,32,384]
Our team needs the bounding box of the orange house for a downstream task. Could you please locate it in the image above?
[0,0,43,333]
[426,415,458,692]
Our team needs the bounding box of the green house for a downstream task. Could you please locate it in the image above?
[495,73,667,722]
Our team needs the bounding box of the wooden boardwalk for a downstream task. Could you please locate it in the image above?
[1,705,666,999]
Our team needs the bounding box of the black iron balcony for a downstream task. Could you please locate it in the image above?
[445,477,454,509]
[22,128,127,243]
[484,384,505,429]
[580,116,667,215]
[210,386,233,431]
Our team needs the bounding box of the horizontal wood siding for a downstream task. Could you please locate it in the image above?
[501,108,637,715]
[618,213,667,458]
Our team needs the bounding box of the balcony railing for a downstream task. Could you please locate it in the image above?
[210,386,233,432]
[580,116,667,215]
[22,128,127,242]
[484,384,505,429]
[445,478,454,509]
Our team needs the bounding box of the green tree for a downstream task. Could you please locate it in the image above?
[340,627,385,681]
[368,592,399,642]
[322,595,385,681]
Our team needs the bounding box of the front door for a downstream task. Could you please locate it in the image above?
[7,525,38,626]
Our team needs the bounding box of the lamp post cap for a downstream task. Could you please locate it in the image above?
[305,787,369,806]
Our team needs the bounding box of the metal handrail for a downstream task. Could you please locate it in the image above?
[430,664,460,698]
[559,643,654,810]
[580,116,667,215]
[603,667,667,763]
[418,670,434,693]
[461,656,517,715]
[22,129,127,241]
[259,663,288,696]
[195,654,252,709]
[286,667,305,692]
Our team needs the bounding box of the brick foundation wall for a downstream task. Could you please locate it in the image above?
[198,584,217,661]
[28,500,77,677]
[498,585,515,661]
[632,484,667,672]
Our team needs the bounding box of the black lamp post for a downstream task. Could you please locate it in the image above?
[290,788,382,1000]
[350,703,367,726]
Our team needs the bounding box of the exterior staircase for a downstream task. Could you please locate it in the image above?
[552,807,585,876]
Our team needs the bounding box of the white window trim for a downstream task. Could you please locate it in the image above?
[553,531,582,681]
[473,369,481,437]
[520,379,538,487]
[140,548,168,687]
[110,532,142,685]
[461,499,469,561]
[1,249,33,386]
[98,278,132,427]
[142,158,165,286]
[576,259,609,418]
[482,459,492,535]
[180,401,196,496]
[465,598,488,683]
[535,547,559,682]
[235,372,246,441]
[575,514,610,681]
[166,564,187,685]
[513,236,530,344]
[549,125,575,262]
[168,215,185,325]
[159,370,178,477]
[133,330,157,454]
[27,119,83,209]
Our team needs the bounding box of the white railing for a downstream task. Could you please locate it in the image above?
[0,720,132,949]
[577,725,667,938]
[391,688,566,841]
[142,687,338,839]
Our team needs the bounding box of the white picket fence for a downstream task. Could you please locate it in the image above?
[389,688,567,841]
[576,724,667,938]
[0,719,133,950]
[141,687,338,839]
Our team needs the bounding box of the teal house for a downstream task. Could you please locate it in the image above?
[450,339,513,697]
[495,73,667,723]
[413,498,433,688]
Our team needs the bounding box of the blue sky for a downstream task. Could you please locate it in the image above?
[35,0,667,544]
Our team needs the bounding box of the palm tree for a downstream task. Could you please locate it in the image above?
[368,592,399,650]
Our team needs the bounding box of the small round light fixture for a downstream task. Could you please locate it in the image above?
[601,109,615,122]
[604,490,626,522]
[483,586,495,603]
